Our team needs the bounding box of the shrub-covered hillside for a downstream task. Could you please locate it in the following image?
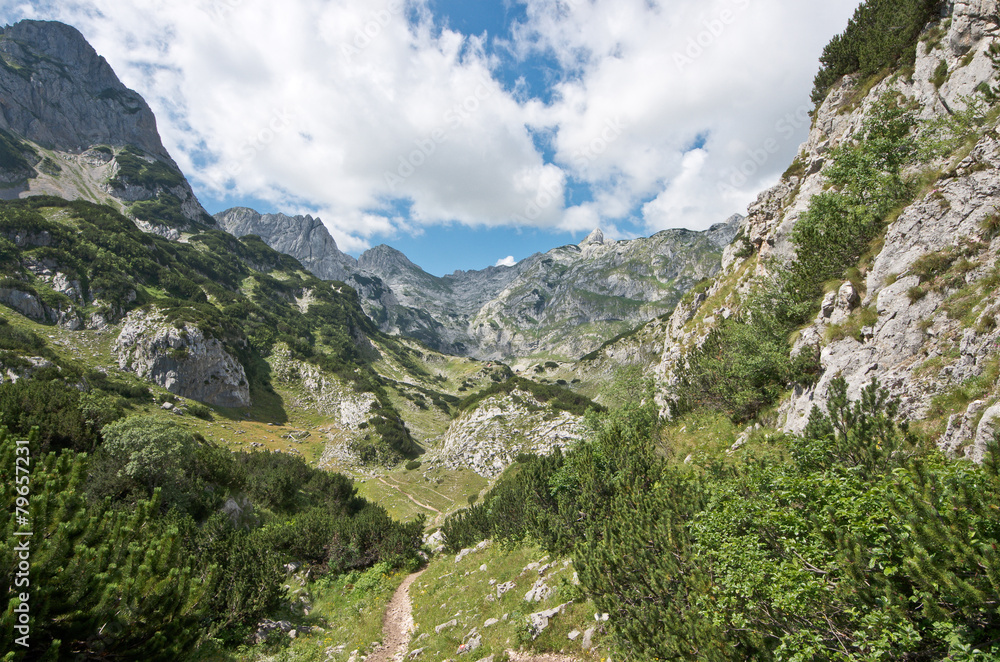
[0,195,421,464]
[0,423,424,661]
[442,380,1000,660]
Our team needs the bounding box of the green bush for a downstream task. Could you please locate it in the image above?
[0,379,101,452]
[186,402,214,420]
[789,96,916,300]
[812,0,944,105]
[89,415,208,514]
[129,193,190,228]
[673,312,795,423]
[0,431,216,660]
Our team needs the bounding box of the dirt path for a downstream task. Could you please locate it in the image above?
[369,569,584,662]
[505,652,583,662]
[377,477,442,514]
[382,474,455,505]
[366,570,425,662]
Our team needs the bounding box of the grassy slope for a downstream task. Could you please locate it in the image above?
[409,543,608,661]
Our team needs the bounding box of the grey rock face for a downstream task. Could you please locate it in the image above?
[0,20,209,229]
[972,402,1000,463]
[267,343,376,426]
[778,29,1000,437]
[0,287,46,321]
[115,310,250,408]
[468,217,741,360]
[0,285,82,329]
[215,208,358,282]
[0,21,168,158]
[949,0,999,55]
[527,602,571,638]
[433,390,586,478]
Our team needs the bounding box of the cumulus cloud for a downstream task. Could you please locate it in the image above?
[513,0,861,232]
[1,0,862,248]
[495,255,517,267]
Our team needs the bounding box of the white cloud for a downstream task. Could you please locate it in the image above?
[1,0,863,247]
[513,0,862,232]
[495,255,517,267]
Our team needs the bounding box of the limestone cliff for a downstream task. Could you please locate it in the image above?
[650,0,1000,462]
[0,20,210,232]
[430,390,587,478]
[115,310,251,408]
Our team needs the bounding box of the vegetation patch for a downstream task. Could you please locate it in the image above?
[458,376,602,418]
[0,423,424,659]
[107,145,185,190]
[439,379,1000,660]
[825,305,879,343]
[812,0,944,105]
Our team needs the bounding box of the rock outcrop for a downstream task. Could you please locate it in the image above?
[267,343,376,426]
[0,20,168,158]
[115,310,251,408]
[432,390,586,478]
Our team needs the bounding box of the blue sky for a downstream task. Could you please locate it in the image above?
[3,0,863,276]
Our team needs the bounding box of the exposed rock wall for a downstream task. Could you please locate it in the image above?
[654,2,1000,461]
[0,20,210,229]
[432,391,587,478]
[115,310,251,408]
[0,21,168,158]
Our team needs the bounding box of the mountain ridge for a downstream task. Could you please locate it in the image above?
[217,204,742,360]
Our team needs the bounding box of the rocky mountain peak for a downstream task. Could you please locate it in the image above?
[706,214,744,248]
[358,244,420,275]
[215,207,356,281]
[0,20,169,159]
[580,229,604,246]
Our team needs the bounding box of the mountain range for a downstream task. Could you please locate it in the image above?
[216,206,741,360]
[5,3,1000,659]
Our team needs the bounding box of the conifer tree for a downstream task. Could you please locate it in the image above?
[1,428,215,661]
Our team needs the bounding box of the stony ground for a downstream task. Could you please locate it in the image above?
[365,570,424,662]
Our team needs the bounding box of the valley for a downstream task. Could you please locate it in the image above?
[4,1,1000,660]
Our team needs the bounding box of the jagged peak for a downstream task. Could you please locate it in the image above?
[358,244,420,271]
[580,228,604,246]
